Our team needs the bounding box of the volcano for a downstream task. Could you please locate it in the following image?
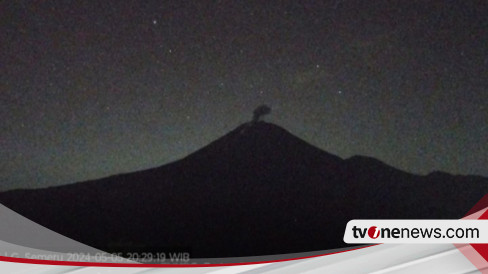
[0,122,486,258]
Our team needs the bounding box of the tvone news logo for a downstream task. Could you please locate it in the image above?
[345,220,487,244]
[351,225,478,240]
[352,225,444,239]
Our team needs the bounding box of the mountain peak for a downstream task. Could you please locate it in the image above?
[179,121,343,174]
[233,121,292,137]
[190,121,298,153]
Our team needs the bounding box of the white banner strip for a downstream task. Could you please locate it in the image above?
[344,220,488,244]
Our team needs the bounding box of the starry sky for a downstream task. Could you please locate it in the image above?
[1,1,487,191]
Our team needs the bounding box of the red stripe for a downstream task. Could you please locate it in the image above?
[470,208,488,262]
[465,194,488,217]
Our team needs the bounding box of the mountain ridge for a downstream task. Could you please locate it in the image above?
[0,121,486,258]
[2,122,481,193]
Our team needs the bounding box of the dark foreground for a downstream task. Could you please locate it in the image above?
[1,122,486,258]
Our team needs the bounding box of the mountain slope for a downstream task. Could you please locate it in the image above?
[0,122,486,258]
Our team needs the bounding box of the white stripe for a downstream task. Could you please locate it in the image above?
[205,263,271,274]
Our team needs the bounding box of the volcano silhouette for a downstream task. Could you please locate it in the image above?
[0,122,487,258]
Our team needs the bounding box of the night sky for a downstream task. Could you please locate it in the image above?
[2,1,487,191]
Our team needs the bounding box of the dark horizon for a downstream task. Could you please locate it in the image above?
[2,1,487,190]
[1,120,486,192]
